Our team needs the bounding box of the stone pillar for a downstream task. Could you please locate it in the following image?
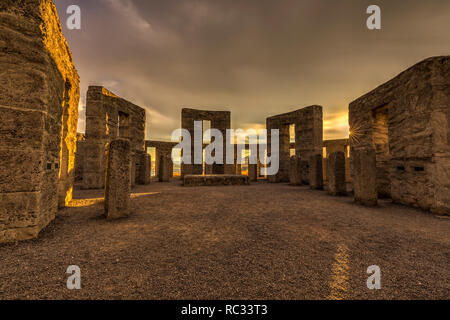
[248,164,258,182]
[105,139,131,219]
[309,154,323,190]
[169,158,174,178]
[352,148,378,206]
[169,157,174,178]
[205,164,213,175]
[289,156,302,185]
[130,153,136,187]
[327,151,346,196]
[299,158,310,184]
[137,152,151,185]
[159,155,171,182]
[235,146,242,175]
[82,143,106,189]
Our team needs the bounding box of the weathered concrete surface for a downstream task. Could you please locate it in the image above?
[158,155,171,182]
[183,175,250,187]
[75,133,86,182]
[309,154,324,190]
[289,156,302,186]
[181,108,231,177]
[105,139,131,219]
[299,159,310,184]
[352,148,377,206]
[267,106,323,182]
[136,151,151,185]
[82,86,146,189]
[349,56,450,215]
[0,0,80,243]
[327,152,347,196]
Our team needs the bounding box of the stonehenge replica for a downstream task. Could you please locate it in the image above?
[0,0,449,243]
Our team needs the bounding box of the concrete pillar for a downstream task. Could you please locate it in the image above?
[327,151,346,196]
[131,154,137,187]
[137,152,151,185]
[169,157,174,178]
[248,164,258,182]
[159,155,171,182]
[300,158,310,184]
[352,148,378,206]
[309,154,323,190]
[105,139,131,219]
[289,156,302,185]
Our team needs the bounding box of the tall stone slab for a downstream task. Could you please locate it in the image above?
[248,164,258,182]
[309,154,323,190]
[136,152,151,185]
[105,139,131,219]
[289,156,302,186]
[131,156,136,187]
[328,151,346,196]
[159,155,171,182]
[352,148,377,206]
[0,0,80,243]
[299,159,310,184]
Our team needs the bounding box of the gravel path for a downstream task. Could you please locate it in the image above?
[0,181,448,300]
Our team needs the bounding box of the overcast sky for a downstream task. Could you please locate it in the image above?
[54,0,450,141]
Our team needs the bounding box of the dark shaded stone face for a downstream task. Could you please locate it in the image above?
[136,152,151,185]
[159,155,172,182]
[309,154,323,190]
[289,156,302,186]
[248,164,258,182]
[349,56,450,214]
[447,111,450,145]
[352,148,377,206]
[327,151,346,196]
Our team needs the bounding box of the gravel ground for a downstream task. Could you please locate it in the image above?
[0,180,448,300]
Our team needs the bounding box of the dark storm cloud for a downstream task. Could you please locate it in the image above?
[54,0,450,140]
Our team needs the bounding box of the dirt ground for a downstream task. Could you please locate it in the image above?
[0,180,448,300]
